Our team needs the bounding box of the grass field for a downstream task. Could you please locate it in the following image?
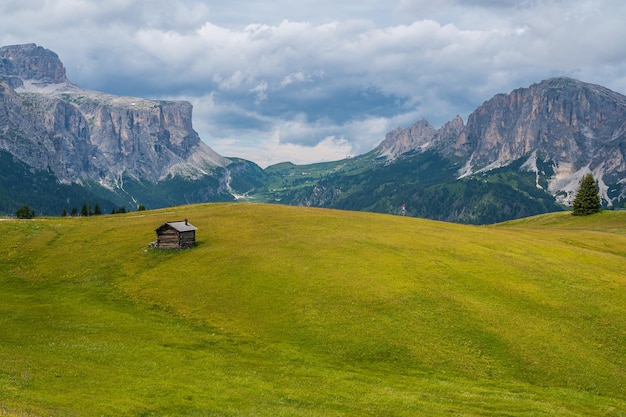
[1,204,625,416]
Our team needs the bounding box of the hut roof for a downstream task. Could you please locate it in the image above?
[159,220,198,232]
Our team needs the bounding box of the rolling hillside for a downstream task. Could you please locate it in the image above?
[1,205,625,416]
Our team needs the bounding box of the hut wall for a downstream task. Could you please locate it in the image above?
[179,230,196,248]
[157,229,181,249]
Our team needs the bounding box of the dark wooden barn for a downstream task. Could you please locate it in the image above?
[154,219,197,249]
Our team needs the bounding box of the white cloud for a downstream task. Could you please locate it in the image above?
[250,81,269,104]
[214,134,353,168]
[280,70,323,87]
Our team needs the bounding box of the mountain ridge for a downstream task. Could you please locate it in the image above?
[2,43,626,222]
[1,43,229,184]
[257,77,626,222]
[1,43,262,213]
[372,77,626,206]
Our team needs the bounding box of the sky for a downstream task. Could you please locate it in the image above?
[2,0,626,167]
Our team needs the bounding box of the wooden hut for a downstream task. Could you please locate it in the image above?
[154,219,197,249]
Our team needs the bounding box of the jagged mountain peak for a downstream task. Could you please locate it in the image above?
[376,118,436,159]
[373,77,626,207]
[376,115,465,160]
[456,77,626,204]
[0,43,67,88]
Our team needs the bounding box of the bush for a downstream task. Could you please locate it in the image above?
[16,204,35,219]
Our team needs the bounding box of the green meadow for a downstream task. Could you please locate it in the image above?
[1,204,625,416]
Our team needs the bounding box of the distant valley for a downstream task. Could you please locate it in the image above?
[2,44,626,223]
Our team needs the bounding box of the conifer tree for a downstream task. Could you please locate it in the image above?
[572,173,601,215]
[16,204,35,219]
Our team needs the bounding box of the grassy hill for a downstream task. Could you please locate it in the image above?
[1,205,625,416]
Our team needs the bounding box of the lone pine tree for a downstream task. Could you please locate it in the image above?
[572,173,601,215]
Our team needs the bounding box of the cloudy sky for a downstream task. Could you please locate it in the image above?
[2,0,626,166]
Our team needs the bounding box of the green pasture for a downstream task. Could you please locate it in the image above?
[0,205,625,416]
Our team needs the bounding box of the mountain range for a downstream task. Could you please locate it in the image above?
[2,43,626,223]
[0,43,263,215]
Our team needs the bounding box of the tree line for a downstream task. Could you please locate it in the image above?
[14,203,146,218]
[12,174,601,219]
[60,203,146,216]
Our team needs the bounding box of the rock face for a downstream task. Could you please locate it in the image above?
[378,78,626,205]
[4,43,626,214]
[0,43,66,87]
[378,116,465,161]
[0,43,229,194]
[377,119,436,159]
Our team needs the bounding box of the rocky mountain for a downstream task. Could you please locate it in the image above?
[377,115,464,160]
[0,44,261,214]
[378,78,626,207]
[3,43,625,223]
[0,43,66,87]
[257,78,626,223]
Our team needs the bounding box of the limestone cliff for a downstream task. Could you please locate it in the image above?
[377,78,626,206]
[0,43,231,196]
[377,116,464,161]
[0,43,66,87]
[456,78,626,204]
[377,119,436,160]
